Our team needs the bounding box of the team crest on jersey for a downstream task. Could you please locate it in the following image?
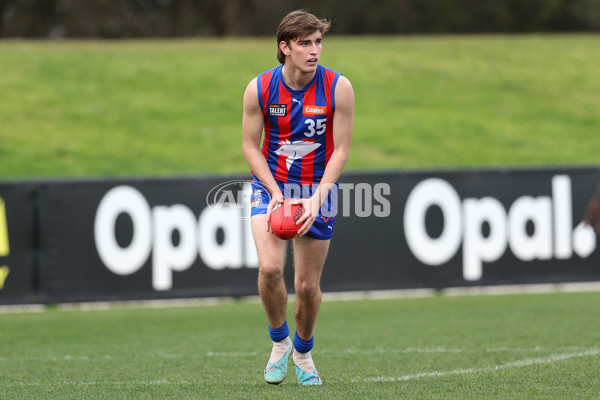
[268,104,287,117]
[275,140,322,171]
[303,105,326,116]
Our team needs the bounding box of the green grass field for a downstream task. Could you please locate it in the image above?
[2,291,599,399]
[2,36,600,399]
[1,35,600,178]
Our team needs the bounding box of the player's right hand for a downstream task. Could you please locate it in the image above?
[266,191,284,232]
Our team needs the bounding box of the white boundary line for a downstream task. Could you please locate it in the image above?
[1,281,600,313]
[358,347,600,383]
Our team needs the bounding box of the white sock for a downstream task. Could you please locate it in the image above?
[268,336,291,363]
[293,350,316,373]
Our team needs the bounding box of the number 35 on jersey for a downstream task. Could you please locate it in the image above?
[303,105,327,137]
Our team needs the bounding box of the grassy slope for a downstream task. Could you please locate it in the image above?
[1,35,600,179]
[1,291,599,399]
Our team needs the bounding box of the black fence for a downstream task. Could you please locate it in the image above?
[1,167,599,305]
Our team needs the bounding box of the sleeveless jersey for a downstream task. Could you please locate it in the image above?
[257,64,341,185]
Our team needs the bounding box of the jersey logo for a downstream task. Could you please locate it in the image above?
[275,140,321,170]
[268,104,287,117]
[303,105,326,116]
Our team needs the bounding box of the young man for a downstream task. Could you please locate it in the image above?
[242,10,354,385]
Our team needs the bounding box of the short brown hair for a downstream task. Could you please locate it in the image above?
[276,10,331,64]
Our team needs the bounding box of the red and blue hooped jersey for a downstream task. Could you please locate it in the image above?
[257,64,341,184]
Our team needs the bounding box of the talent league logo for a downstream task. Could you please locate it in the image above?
[275,140,321,170]
[0,196,10,290]
[268,104,287,117]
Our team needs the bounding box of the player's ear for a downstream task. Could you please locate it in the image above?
[279,40,291,56]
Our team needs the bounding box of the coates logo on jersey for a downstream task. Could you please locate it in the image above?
[268,104,287,117]
[303,105,326,116]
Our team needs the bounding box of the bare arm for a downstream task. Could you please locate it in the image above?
[242,78,283,230]
[295,75,355,236]
[583,184,600,233]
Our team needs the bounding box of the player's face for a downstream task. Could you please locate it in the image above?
[286,30,322,73]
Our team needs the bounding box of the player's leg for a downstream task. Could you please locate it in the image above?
[253,214,287,327]
[251,214,292,384]
[291,236,330,385]
[293,236,329,340]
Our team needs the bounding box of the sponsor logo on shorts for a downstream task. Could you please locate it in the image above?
[251,189,262,208]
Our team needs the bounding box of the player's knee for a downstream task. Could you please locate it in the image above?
[294,279,320,298]
[259,262,284,283]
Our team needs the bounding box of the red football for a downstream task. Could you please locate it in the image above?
[269,199,305,240]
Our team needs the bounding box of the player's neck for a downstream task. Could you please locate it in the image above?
[281,64,315,90]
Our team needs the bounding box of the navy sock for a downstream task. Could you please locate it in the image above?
[268,321,289,342]
[293,331,314,353]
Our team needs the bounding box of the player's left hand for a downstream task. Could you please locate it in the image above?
[290,197,320,237]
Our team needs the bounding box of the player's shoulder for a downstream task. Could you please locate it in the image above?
[333,74,354,108]
[336,75,352,89]
[244,77,258,95]
[257,65,281,81]
[319,64,340,78]
[319,65,351,86]
[247,65,282,91]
